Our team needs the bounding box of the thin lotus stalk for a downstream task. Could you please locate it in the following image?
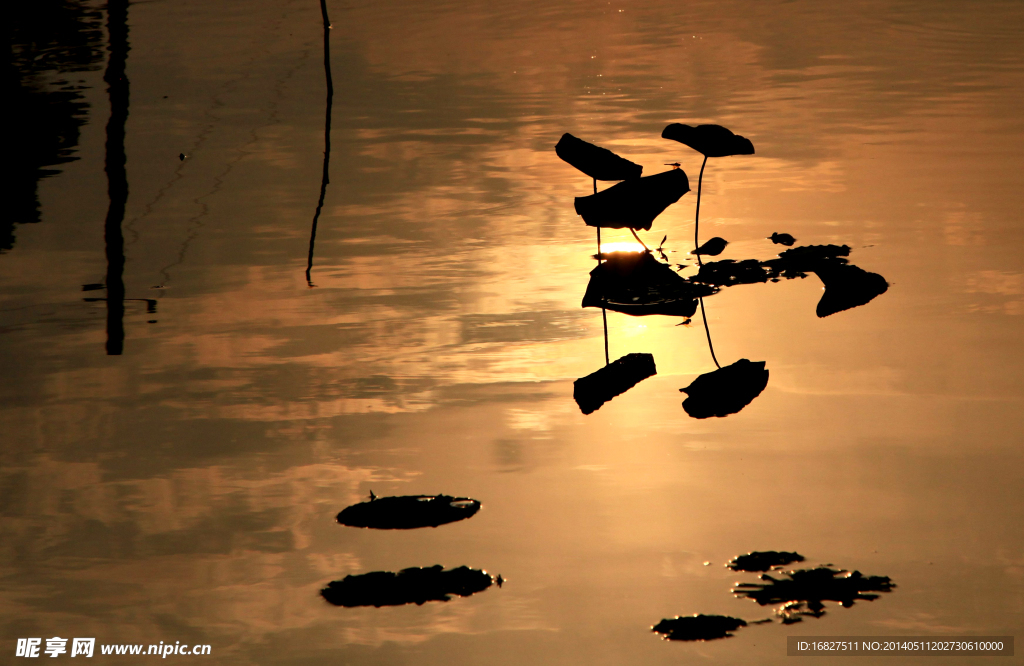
[104,0,130,355]
[594,177,601,257]
[630,227,651,251]
[699,297,721,369]
[602,307,609,366]
[307,0,334,287]
[694,155,707,267]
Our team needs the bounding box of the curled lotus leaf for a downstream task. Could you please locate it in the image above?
[555,133,643,181]
[574,169,689,231]
[661,123,755,158]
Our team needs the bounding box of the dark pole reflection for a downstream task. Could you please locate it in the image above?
[103,0,129,355]
[306,0,334,287]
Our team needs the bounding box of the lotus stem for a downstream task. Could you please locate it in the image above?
[699,297,721,369]
[602,307,609,366]
[630,227,650,251]
[695,155,707,267]
[307,0,334,287]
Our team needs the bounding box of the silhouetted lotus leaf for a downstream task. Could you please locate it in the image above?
[813,263,889,318]
[652,614,747,641]
[555,133,643,181]
[582,251,716,317]
[336,494,480,529]
[574,353,657,415]
[690,259,770,287]
[727,551,806,572]
[661,124,755,158]
[692,237,729,256]
[574,169,689,231]
[321,565,494,607]
[733,567,895,623]
[680,359,769,418]
[769,232,796,246]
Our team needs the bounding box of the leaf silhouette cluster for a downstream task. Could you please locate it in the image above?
[328,491,493,606]
[654,553,895,642]
[733,566,896,624]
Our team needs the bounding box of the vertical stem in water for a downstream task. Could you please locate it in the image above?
[699,297,721,369]
[104,0,130,355]
[694,155,707,267]
[602,307,609,366]
[307,0,334,286]
[594,177,601,258]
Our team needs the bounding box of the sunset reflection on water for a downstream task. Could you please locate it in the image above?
[3,0,1023,663]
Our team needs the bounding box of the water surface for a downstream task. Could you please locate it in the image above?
[3,0,1023,663]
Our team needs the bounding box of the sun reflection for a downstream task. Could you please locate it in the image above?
[595,241,647,256]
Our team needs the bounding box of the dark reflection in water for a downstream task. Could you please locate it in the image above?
[582,251,713,318]
[7,0,103,251]
[336,494,481,529]
[655,553,895,641]
[813,263,891,318]
[102,0,130,355]
[321,565,495,608]
[652,614,747,642]
[733,566,896,624]
[689,243,889,317]
[574,353,657,415]
[680,358,770,419]
[727,550,806,572]
[305,0,334,287]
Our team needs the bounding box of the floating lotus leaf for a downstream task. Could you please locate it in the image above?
[661,123,755,158]
[582,251,716,317]
[573,169,689,230]
[336,494,480,529]
[727,551,806,572]
[652,614,747,641]
[573,353,657,415]
[692,236,729,256]
[321,565,494,607]
[555,133,643,181]
[733,566,895,623]
[813,263,889,318]
[680,359,769,418]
